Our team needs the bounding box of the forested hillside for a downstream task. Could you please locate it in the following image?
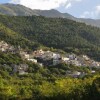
[0,13,100,100]
[0,15,100,61]
[0,22,41,50]
[0,71,100,100]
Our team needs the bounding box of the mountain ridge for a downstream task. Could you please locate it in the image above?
[0,3,100,27]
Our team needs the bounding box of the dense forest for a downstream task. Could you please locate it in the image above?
[0,15,100,61]
[0,22,41,50]
[0,69,100,100]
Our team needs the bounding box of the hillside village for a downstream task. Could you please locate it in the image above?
[0,41,100,76]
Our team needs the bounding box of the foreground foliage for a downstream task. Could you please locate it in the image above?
[0,72,100,100]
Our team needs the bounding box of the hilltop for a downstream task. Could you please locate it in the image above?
[0,3,100,27]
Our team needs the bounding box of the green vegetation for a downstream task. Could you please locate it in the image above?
[0,49,100,100]
[0,51,23,65]
[0,22,40,50]
[0,52,100,100]
[0,15,100,61]
[0,15,100,100]
[0,70,100,100]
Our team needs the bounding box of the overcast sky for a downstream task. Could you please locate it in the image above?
[0,0,100,19]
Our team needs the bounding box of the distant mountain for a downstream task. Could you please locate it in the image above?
[34,9,75,19]
[0,3,100,27]
[0,3,75,19]
[0,3,39,16]
[77,18,100,28]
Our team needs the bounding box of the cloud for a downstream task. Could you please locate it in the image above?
[10,0,82,10]
[10,0,20,4]
[95,5,100,17]
[80,5,100,19]
[80,11,92,18]
[65,3,72,9]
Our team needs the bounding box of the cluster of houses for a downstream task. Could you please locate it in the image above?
[0,41,100,76]
[19,49,100,77]
[19,49,100,68]
[1,40,99,68]
[0,41,17,53]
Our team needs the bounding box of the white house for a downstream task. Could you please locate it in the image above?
[20,51,30,59]
[24,54,30,59]
[0,48,5,52]
[83,55,90,61]
[91,70,96,73]
[38,63,43,67]
[19,70,28,75]
[52,53,61,59]
[28,58,37,63]
[72,71,81,77]
[61,57,69,62]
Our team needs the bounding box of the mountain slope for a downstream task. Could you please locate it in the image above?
[0,15,100,61]
[0,22,40,50]
[0,3,39,16]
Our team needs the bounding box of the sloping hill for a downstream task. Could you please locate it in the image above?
[0,3,39,16]
[0,15,100,61]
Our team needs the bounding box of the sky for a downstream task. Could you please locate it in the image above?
[0,0,100,19]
